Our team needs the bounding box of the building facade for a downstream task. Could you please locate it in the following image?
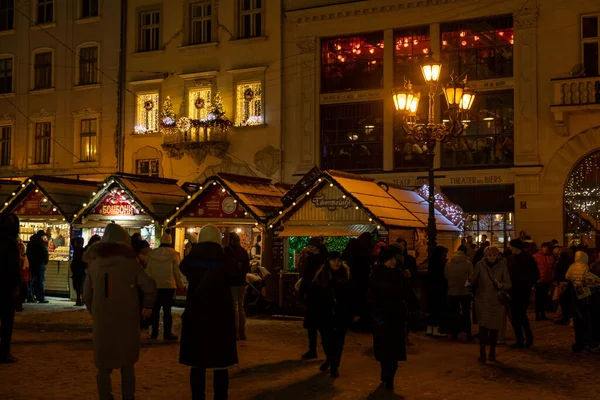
[0,0,120,179]
[124,0,283,183]
[282,0,600,248]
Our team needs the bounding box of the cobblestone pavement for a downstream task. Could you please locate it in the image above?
[1,298,599,400]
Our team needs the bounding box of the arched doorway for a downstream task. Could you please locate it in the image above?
[564,150,600,248]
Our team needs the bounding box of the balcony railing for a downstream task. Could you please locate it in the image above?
[161,126,230,163]
[551,76,600,135]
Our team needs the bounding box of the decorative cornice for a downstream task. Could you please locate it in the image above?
[72,108,102,117]
[296,37,316,55]
[514,8,538,30]
[227,66,269,75]
[0,113,16,123]
[290,0,470,24]
[178,70,219,80]
[30,109,55,120]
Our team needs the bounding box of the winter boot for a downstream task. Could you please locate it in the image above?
[478,345,487,363]
[426,326,433,335]
[489,346,497,362]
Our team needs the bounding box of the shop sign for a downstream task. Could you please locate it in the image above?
[312,195,353,211]
[12,190,61,216]
[184,184,248,219]
[320,89,382,104]
[90,193,143,217]
[391,175,505,187]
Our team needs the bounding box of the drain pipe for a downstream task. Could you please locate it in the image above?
[279,0,285,183]
[117,0,128,173]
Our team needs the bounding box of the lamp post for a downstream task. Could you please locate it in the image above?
[393,61,475,256]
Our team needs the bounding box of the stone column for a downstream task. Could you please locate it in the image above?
[383,29,395,171]
[513,9,540,166]
[295,37,318,175]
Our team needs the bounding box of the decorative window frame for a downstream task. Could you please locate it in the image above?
[0,114,15,168]
[27,109,55,167]
[133,89,160,135]
[133,146,163,177]
[581,13,600,76]
[179,70,217,120]
[76,0,101,22]
[0,53,14,95]
[183,0,217,47]
[228,66,267,127]
[136,4,163,53]
[31,47,54,92]
[32,0,56,29]
[0,0,15,34]
[75,42,100,88]
[72,108,101,165]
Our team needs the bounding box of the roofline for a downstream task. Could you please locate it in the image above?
[30,175,99,187]
[0,178,71,222]
[112,172,180,186]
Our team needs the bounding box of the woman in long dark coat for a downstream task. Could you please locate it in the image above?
[312,251,353,378]
[343,232,373,331]
[179,224,239,400]
[370,247,417,392]
[427,246,449,336]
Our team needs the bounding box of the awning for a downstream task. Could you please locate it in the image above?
[277,224,376,237]
[441,184,515,213]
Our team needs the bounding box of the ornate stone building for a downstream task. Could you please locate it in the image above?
[0,0,120,179]
[281,0,600,247]
[124,0,283,183]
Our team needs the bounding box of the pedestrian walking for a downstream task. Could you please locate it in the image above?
[534,242,554,321]
[0,213,21,364]
[370,247,417,391]
[83,223,157,400]
[390,238,417,279]
[145,233,185,341]
[26,230,49,303]
[70,237,87,307]
[445,245,474,341]
[427,246,449,337]
[225,231,251,341]
[179,224,239,400]
[312,251,353,378]
[464,235,477,262]
[506,239,539,349]
[343,232,374,332]
[298,237,327,360]
[471,246,512,363]
[17,238,31,309]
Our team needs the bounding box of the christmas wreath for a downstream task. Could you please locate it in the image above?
[144,100,154,111]
[194,97,205,109]
[244,88,255,102]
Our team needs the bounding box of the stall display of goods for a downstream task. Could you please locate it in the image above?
[50,246,70,261]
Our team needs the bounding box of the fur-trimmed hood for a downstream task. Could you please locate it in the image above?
[83,242,137,265]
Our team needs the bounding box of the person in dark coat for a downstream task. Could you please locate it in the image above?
[70,237,87,307]
[225,231,251,341]
[506,239,540,349]
[312,251,353,378]
[390,238,417,280]
[179,224,239,400]
[554,248,576,324]
[27,230,49,303]
[370,247,417,392]
[343,232,373,331]
[0,213,21,364]
[427,246,449,337]
[298,237,327,360]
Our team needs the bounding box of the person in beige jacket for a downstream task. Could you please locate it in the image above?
[445,246,474,341]
[145,233,185,340]
[83,223,157,400]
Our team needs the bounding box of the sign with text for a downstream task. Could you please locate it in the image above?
[320,89,382,104]
[183,184,249,219]
[390,174,509,187]
[12,189,62,216]
[90,192,143,217]
[311,195,353,211]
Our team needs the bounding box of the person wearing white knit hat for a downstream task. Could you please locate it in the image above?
[179,224,238,400]
[146,232,185,341]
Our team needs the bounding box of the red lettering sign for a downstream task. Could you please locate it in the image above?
[90,190,144,217]
[182,184,249,219]
[11,190,61,216]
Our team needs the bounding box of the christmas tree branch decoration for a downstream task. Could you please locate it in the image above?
[159,92,232,135]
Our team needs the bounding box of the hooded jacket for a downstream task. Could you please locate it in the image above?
[445,251,474,296]
[566,251,590,286]
[534,250,555,283]
[145,246,185,290]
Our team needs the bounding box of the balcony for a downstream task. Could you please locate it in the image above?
[161,126,230,164]
[551,76,600,135]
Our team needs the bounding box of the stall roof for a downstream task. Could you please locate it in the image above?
[0,179,20,205]
[271,170,461,233]
[74,174,188,222]
[169,173,287,225]
[0,176,99,222]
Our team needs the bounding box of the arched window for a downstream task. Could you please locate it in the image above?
[564,150,600,248]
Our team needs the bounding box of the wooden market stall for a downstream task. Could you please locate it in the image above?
[0,176,99,297]
[168,173,288,302]
[73,173,188,247]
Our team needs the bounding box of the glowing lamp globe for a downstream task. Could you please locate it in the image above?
[420,61,443,84]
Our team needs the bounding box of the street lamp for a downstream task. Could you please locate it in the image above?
[393,61,475,256]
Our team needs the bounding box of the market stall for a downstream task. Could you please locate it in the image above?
[0,176,99,297]
[168,173,288,302]
[269,170,462,313]
[73,173,188,247]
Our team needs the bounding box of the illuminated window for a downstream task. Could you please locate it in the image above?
[582,15,599,76]
[239,0,262,39]
[441,90,514,168]
[188,87,211,120]
[190,2,212,44]
[139,10,160,52]
[0,0,14,31]
[236,82,262,126]
[394,26,430,86]
[463,213,514,250]
[0,125,11,166]
[321,32,384,93]
[80,118,97,161]
[441,16,513,81]
[135,92,159,134]
[34,122,51,164]
[136,159,159,177]
[320,101,383,172]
